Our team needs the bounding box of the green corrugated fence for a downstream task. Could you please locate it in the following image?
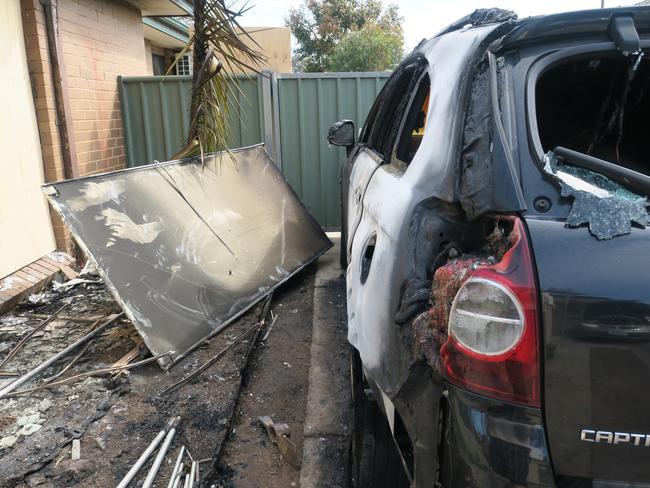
[275,72,388,228]
[118,71,389,227]
[118,74,264,165]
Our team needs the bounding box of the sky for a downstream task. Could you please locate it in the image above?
[236,0,642,50]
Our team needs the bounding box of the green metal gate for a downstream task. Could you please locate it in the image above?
[119,71,389,227]
[274,72,387,228]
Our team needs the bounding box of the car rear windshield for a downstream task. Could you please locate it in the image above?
[535,51,650,175]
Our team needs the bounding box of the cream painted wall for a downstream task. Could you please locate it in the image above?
[214,27,292,73]
[0,0,56,278]
[243,27,292,73]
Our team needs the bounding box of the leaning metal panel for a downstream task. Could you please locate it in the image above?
[43,144,332,368]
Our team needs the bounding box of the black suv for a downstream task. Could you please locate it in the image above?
[328,7,650,488]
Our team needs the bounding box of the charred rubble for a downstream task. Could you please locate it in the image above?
[0,146,329,486]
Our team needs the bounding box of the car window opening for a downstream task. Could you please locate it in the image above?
[396,74,431,165]
[536,52,650,176]
[367,64,420,158]
[362,56,428,160]
[536,51,650,240]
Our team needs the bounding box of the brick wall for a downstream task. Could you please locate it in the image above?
[59,0,146,176]
[21,0,149,250]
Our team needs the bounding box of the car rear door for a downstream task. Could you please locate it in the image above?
[342,62,421,262]
[344,58,429,257]
[346,57,429,390]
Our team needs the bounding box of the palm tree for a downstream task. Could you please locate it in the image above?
[173,0,266,160]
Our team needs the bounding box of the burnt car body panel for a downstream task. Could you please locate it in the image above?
[342,6,650,487]
[345,22,520,400]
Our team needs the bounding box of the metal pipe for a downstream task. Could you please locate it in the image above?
[189,461,197,486]
[116,430,166,488]
[167,446,185,488]
[0,313,123,399]
[171,466,185,488]
[41,0,79,179]
[142,417,180,488]
[23,313,104,323]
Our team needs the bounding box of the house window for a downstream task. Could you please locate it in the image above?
[152,54,165,76]
[175,53,192,76]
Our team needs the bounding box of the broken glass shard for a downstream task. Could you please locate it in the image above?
[43,145,332,368]
[543,151,650,239]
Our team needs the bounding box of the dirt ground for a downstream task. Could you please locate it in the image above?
[0,262,317,488]
[214,263,316,488]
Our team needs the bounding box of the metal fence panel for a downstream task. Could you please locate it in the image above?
[276,72,388,228]
[119,74,264,167]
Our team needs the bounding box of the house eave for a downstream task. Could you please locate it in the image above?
[143,17,189,48]
[125,0,193,17]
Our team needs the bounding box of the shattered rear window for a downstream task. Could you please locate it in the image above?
[534,51,650,238]
[536,52,650,174]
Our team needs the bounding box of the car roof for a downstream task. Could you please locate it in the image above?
[418,6,650,54]
[498,6,650,50]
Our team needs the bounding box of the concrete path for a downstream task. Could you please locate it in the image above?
[299,237,352,488]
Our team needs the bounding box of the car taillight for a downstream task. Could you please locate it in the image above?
[440,217,540,407]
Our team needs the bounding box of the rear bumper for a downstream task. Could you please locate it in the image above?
[439,384,556,487]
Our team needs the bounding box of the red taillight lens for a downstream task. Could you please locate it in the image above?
[440,217,540,407]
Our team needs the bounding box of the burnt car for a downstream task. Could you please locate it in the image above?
[327,6,650,488]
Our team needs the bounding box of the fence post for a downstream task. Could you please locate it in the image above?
[261,70,275,161]
[118,76,135,167]
[270,72,282,170]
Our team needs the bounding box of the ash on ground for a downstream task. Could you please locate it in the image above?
[0,275,262,488]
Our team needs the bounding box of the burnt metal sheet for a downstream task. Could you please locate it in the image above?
[43,144,332,368]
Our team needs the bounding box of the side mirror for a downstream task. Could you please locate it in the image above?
[327,120,355,147]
